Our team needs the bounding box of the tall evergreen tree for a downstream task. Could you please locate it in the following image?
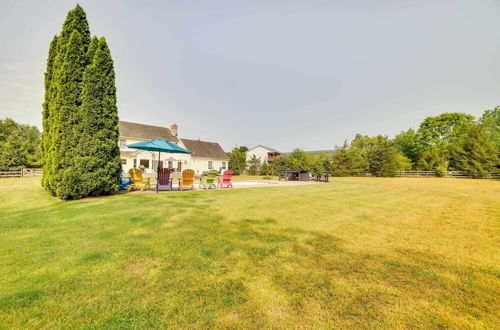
[50,29,89,199]
[74,37,121,196]
[43,5,91,197]
[42,5,120,199]
[42,35,58,188]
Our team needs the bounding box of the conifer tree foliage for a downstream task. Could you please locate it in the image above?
[42,5,120,199]
[330,142,367,176]
[452,125,498,178]
[417,146,447,176]
[247,155,261,175]
[75,37,121,196]
[366,136,401,177]
[41,35,58,188]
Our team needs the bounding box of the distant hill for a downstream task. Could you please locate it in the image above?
[304,150,335,154]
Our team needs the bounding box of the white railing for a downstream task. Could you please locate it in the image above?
[0,168,43,178]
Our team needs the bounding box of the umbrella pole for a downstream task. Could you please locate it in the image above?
[157,151,160,193]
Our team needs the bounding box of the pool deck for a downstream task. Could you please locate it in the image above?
[232,180,322,189]
[128,180,324,194]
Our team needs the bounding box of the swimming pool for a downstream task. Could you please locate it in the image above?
[168,181,271,188]
[232,181,271,186]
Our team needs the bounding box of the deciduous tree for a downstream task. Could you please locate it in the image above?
[480,106,500,150]
[393,128,424,167]
[0,118,41,168]
[228,147,247,174]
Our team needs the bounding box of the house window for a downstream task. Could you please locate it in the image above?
[222,162,226,169]
[140,159,149,169]
[177,161,182,171]
[168,160,173,169]
[133,159,137,168]
[208,161,213,169]
[119,139,127,149]
[121,159,127,165]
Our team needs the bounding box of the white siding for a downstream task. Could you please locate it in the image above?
[246,146,271,164]
[119,137,228,176]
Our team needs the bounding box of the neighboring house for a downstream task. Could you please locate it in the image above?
[246,145,281,164]
[118,121,228,175]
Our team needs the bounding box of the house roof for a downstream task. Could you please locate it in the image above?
[118,121,178,143]
[181,139,228,160]
[247,145,281,153]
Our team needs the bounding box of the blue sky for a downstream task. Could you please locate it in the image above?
[0,0,499,151]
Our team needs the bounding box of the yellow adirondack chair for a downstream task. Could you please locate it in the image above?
[127,168,151,192]
[178,169,195,191]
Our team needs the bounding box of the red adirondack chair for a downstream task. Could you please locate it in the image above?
[218,170,233,188]
[157,168,174,191]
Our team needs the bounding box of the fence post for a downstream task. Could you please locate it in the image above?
[21,168,24,178]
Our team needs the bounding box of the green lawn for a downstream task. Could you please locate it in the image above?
[0,177,498,328]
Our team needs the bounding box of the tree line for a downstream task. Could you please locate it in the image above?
[227,108,499,178]
[227,147,330,176]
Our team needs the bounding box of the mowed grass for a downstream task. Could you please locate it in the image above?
[0,177,498,328]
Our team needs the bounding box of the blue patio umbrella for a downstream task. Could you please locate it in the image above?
[127,138,191,193]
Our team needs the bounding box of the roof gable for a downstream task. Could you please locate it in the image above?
[247,145,280,153]
[119,121,178,142]
[181,138,228,159]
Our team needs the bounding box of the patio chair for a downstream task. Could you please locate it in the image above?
[199,169,218,189]
[218,170,233,188]
[119,171,133,190]
[178,169,195,191]
[127,168,151,192]
[157,168,174,191]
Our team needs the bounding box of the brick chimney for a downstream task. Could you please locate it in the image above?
[170,123,178,137]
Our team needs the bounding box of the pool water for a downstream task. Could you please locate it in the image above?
[232,181,270,186]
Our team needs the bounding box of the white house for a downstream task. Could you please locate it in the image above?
[246,145,281,164]
[118,121,228,175]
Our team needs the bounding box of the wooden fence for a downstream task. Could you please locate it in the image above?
[354,170,500,179]
[396,171,437,177]
[0,168,43,178]
[396,171,500,178]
